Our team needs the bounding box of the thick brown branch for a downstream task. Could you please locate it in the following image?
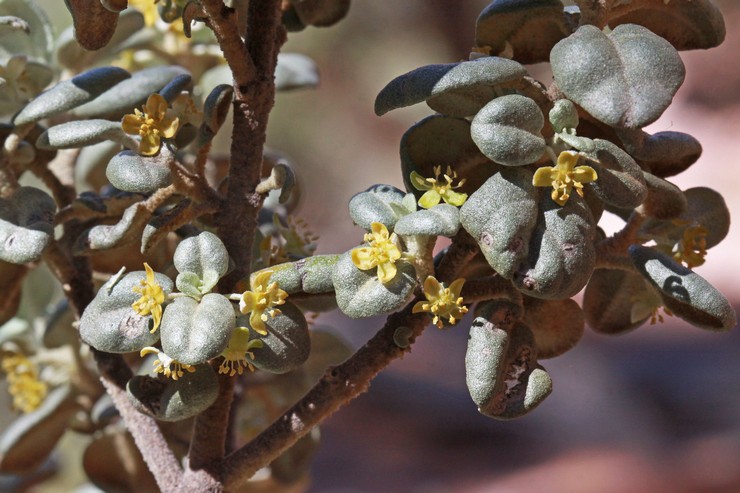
[218,303,429,489]
[200,0,256,89]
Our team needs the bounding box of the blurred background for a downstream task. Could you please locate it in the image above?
[4,1,740,492]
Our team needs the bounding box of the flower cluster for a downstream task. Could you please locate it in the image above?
[351,222,402,284]
[240,270,288,335]
[1,352,48,413]
[413,276,468,328]
[533,150,598,206]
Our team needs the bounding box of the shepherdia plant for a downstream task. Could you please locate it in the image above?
[0,0,735,491]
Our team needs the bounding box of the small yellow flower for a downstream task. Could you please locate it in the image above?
[1,353,47,413]
[140,347,195,380]
[218,327,263,377]
[409,165,468,209]
[672,224,708,269]
[351,222,402,284]
[121,93,180,156]
[412,276,468,328]
[132,263,165,333]
[240,270,288,335]
[533,150,598,206]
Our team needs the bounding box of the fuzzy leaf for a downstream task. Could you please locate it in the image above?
[583,268,655,335]
[276,53,319,91]
[36,119,130,150]
[247,301,310,374]
[394,204,460,237]
[475,0,571,64]
[332,251,416,319]
[375,57,526,117]
[127,364,219,422]
[522,296,584,358]
[580,139,647,209]
[258,255,339,295]
[617,129,702,178]
[172,231,229,293]
[79,269,173,352]
[471,94,546,166]
[465,317,551,420]
[105,148,173,194]
[348,184,407,231]
[629,245,736,331]
[291,0,350,27]
[160,294,235,365]
[64,0,120,50]
[460,168,538,278]
[551,24,685,129]
[13,66,131,125]
[0,0,54,61]
[0,187,56,264]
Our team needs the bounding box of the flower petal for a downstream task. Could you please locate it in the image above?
[376,261,397,283]
[418,189,441,209]
[573,165,598,183]
[447,278,466,298]
[410,171,432,191]
[533,166,557,187]
[443,190,468,207]
[422,276,443,300]
[121,114,143,134]
[351,247,378,270]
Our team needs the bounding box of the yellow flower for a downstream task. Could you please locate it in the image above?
[140,347,195,380]
[351,222,403,283]
[409,165,468,209]
[533,150,597,206]
[132,263,165,333]
[672,224,708,269]
[1,353,47,413]
[412,276,468,328]
[218,327,263,377]
[240,270,288,335]
[121,93,180,156]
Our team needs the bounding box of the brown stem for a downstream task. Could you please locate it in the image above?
[435,230,479,283]
[218,304,430,490]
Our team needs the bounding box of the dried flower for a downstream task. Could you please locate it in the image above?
[351,222,402,283]
[672,224,708,269]
[409,165,468,209]
[121,93,180,156]
[533,150,597,206]
[413,276,468,328]
[132,263,165,333]
[240,270,288,335]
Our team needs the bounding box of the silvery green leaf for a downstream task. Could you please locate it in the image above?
[460,168,538,278]
[0,15,27,35]
[514,194,596,299]
[259,254,339,295]
[55,9,148,71]
[175,272,204,298]
[13,66,131,125]
[199,83,233,143]
[79,269,173,353]
[248,301,310,374]
[581,139,647,209]
[465,317,552,420]
[127,364,219,422]
[548,99,579,132]
[608,0,725,50]
[475,0,571,64]
[394,204,460,238]
[332,251,416,319]
[75,202,151,253]
[173,231,229,292]
[400,115,497,201]
[551,24,685,129]
[71,65,190,119]
[471,94,546,166]
[0,0,54,61]
[522,296,584,358]
[0,386,78,474]
[375,57,526,117]
[348,184,406,231]
[105,147,173,194]
[160,294,235,365]
[158,73,193,103]
[583,268,654,335]
[617,129,702,178]
[36,119,132,150]
[0,186,56,264]
[276,53,319,91]
[629,245,736,331]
